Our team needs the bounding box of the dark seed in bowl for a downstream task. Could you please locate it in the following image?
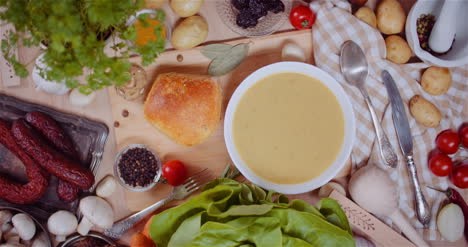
[416,14,454,56]
[118,147,159,187]
[232,0,285,29]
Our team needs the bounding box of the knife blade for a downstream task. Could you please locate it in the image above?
[382,70,413,155]
[382,70,431,226]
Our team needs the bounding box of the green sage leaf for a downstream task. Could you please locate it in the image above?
[200,43,233,60]
[208,43,249,76]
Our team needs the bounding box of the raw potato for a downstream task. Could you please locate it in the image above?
[376,0,406,34]
[385,35,411,64]
[144,0,167,9]
[171,15,208,50]
[409,95,441,128]
[421,66,452,95]
[170,0,204,17]
[437,203,464,242]
[355,7,377,28]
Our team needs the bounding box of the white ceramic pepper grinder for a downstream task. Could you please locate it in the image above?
[428,0,458,53]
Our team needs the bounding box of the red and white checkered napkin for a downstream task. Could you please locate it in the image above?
[309,0,468,240]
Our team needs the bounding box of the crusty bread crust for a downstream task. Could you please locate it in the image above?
[144,73,222,146]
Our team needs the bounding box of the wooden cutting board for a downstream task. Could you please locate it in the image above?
[107,29,351,211]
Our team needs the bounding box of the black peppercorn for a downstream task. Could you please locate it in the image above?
[118,147,159,187]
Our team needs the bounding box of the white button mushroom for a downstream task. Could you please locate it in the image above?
[47,210,78,242]
[0,211,12,240]
[96,176,117,198]
[77,196,114,236]
[3,226,19,242]
[31,232,49,247]
[11,214,35,241]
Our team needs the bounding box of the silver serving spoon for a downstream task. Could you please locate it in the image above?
[340,40,398,168]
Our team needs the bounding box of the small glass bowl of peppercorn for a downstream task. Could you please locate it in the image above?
[114,144,162,192]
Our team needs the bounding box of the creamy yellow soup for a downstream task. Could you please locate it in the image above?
[233,73,345,184]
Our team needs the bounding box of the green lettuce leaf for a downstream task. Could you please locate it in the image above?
[149,179,354,247]
[317,198,352,235]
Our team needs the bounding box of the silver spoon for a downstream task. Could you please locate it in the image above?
[340,40,398,168]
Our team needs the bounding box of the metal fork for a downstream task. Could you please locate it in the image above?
[103,168,212,240]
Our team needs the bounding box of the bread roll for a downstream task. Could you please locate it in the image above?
[144,73,222,146]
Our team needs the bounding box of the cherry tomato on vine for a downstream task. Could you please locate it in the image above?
[436,129,460,154]
[451,164,468,189]
[289,5,316,30]
[162,160,188,186]
[459,123,468,148]
[428,153,453,177]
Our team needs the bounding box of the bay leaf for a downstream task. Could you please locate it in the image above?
[200,43,233,59]
[208,43,249,76]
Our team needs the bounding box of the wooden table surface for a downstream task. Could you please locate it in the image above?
[0,0,466,246]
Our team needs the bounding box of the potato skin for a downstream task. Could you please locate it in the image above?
[144,0,167,9]
[170,0,204,17]
[377,0,406,34]
[171,15,208,50]
[409,95,441,128]
[421,66,452,95]
[385,35,412,64]
[355,7,377,28]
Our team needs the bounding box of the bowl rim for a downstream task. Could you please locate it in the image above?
[113,143,162,192]
[406,1,468,67]
[58,232,116,247]
[224,62,356,194]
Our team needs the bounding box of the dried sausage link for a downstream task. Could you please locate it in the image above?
[0,119,49,204]
[11,119,94,190]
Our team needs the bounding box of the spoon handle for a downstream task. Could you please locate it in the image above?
[359,86,398,168]
[390,210,430,247]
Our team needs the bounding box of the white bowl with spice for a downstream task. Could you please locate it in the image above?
[406,0,468,67]
[114,144,162,192]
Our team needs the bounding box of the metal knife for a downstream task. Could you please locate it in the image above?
[382,70,431,226]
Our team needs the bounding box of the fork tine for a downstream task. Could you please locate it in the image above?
[184,172,212,188]
[183,168,209,184]
[186,175,212,191]
[187,178,212,193]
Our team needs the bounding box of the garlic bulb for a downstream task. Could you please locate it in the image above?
[281,43,306,62]
[354,236,375,247]
[69,88,96,106]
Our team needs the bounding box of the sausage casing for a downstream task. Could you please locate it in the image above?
[11,119,94,189]
[0,119,49,204]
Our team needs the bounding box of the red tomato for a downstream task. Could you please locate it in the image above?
[289,5,316,30]
[436,129,460,154]
[459,123,468,148]
[427,148,443,160]
[428,153,453,177]
[451,164,468,189]
[162,160,188,186]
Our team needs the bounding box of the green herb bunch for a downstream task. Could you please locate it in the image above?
[0,0,166,94]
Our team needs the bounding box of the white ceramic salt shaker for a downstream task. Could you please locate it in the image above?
[428,0,458,53]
